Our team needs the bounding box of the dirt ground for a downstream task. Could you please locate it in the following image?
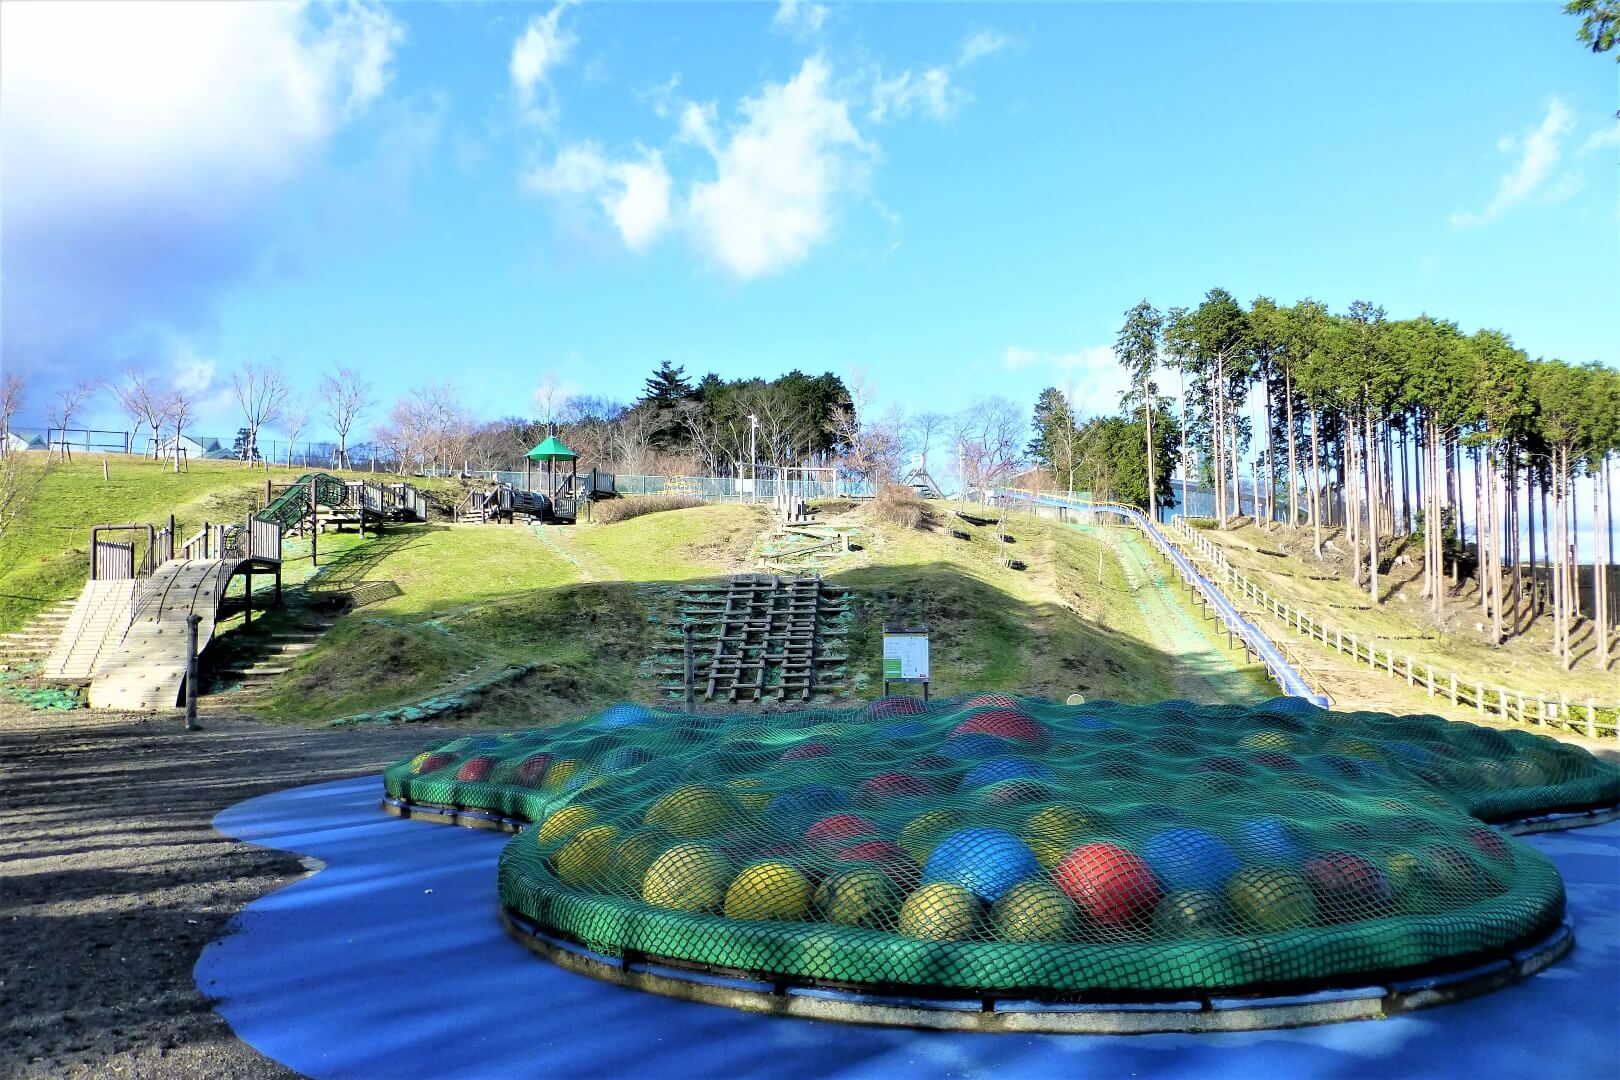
[0,704,454,1079]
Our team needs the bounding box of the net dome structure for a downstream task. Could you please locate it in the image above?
[383,695,1620,1022]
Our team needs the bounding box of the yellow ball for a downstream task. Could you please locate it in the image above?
[723,862,811,920]
[555,824,620,886]
[1330,738,1383,762]
[813,867,896,928]
[991,880,1074,942]
[1027,839,1068,870]
[729,778,772,813]
[645,784,737,838]
[898,810,962,864]
[642,844,731,912]
[537,804,596,845]
[1238,730,1294,752]
[543,759,583,792]
[898,882,979,941]
[407,751,434,774]
[608,829,668,893]
[1024,804,1096,845]
[1226,867,1316,932]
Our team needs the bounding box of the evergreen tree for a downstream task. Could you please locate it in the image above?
[1116,300,1165,519]
[641,361,695,408]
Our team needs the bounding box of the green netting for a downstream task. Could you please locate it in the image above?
[383,695,1620,998]
[256,472,349,531]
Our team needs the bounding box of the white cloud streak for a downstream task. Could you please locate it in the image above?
[510,2,577,127]
[773,0,829,37]
[1450,98,1576,228]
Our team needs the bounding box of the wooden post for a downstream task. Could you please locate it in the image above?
[103,459,109,482]
[1587,699,1597,739]
[1426,665,1434,697]
[683,623,696,714]
[185,614,201,731]
[1498,687,1508,722]
[244,570,252,628]
[309,477,318,567]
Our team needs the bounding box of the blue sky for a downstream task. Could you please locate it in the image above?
[2,1,1616,437]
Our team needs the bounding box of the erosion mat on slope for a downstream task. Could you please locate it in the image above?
[383,696,1620,998]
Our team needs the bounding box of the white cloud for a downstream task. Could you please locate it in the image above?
[686,56,871,278]
[510,3,577,126]
[1,0,404,385]
[525,143,673,251]
[773,0,829,37]
[870,67,960,123]
[1003,345,1127,419]
[1450,98,1576,228]
[1582,121,1620,153]
[959,29,1009,67]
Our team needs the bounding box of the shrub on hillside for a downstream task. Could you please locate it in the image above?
[873,484,928,530]
[592,494,705,524]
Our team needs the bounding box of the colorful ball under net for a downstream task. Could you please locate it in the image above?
[383,695,1620,999]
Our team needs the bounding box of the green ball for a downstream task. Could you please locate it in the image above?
[899,882,980,940]
[813,866,897,928]
[642,844,731,912]
[991,880,1075,942]
[724,862,812,921]
[1226,867,1316,932]
[1153,888,1230,938]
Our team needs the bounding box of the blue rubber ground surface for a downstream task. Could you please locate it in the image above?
[196,777,1620,1080]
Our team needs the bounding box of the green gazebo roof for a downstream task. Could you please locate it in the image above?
[526,436,577,461]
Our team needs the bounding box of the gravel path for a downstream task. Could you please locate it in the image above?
[0,705,453,1079]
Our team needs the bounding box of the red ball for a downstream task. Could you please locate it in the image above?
[1465,826,1511,862]
[835,839,917,886]
[805,814,879,846]
[1053,842,1163,927]
[964,692,1022,710]
[951,709,1047,747]
[455,756,496,782]
[514,753,553,786]
[419,752,455,773]
[1250,751,1299,770]
[865,696,928,718]
[1303,851,1392,920]
[859,772,933,799]
[782,740,833,761]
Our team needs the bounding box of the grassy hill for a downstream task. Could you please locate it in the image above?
[237,500,1273,727]
[1185,521,1618,708]
[0,455,461,632]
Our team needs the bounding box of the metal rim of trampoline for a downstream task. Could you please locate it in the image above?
[497,907,1575,1035]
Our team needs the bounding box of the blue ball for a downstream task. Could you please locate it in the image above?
[922,827,1041,903]
[1383,741,1433,766]
[764,784,852,830]
[1141,828,1240,892]
[601,746,654,772]
[1237,816,1303,864]
[881,720,929,739]
[941,733,1010,760]
[598,703,653,729]
[1254,696,1324,718]
[957,757,1058,791]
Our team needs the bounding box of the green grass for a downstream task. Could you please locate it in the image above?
[1193,521,1617,702]
[0,455,459,632]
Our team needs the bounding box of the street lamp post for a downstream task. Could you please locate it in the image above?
[748,414,759,503]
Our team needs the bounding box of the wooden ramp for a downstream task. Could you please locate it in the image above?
[43,579,139,681]
[88,558,246,710]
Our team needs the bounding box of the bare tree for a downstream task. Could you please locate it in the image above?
[45,380,97,462]
[282,396,312,468]
[613,406,660,474]
[533,371,568,431]
[232,360,288,464]
[319,367,374,470]
[168,387,195,473]
[0,372,24,459]
[107,371,150,454]
[955,397,1025,502]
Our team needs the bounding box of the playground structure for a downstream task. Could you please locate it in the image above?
[384,693,1620,1032]
[44,474,427,709]
[461,436,616,525]
[657,574,851,702]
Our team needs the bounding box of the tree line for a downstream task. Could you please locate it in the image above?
[1092,289,1617,672]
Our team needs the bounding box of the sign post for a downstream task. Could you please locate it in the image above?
[882,623,930,702]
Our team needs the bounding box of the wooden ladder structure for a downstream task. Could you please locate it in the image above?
[672,574,850,702]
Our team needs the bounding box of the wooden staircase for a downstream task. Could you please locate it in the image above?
[0,600,79,671]
[42,580,139,681]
